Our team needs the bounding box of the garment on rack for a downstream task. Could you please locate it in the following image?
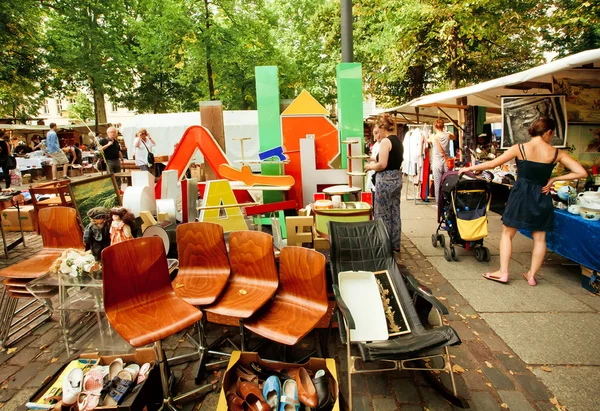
[402,127,428,176]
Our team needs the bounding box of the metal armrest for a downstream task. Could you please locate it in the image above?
[332,284,356,329]
[404,274,449,315]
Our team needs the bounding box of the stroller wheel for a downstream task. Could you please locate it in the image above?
[483,247,491,262]
[444,246,452,262]
[475,247,485,262]
[437,234,446,248]
[451,247,458,261]
[431,234,438,248]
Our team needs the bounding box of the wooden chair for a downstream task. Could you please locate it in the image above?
[170,222,232,383]
[0,207,81,348]
[204,231,279,350]
[173,222,230,305]
[244,246,328,345]
[102,237,214,410]
[29,181,72,234]
[0,207,84,280]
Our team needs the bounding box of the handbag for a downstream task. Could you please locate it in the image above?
[140,139,154,165]
[6,156,17,170]
[435,136,455,170]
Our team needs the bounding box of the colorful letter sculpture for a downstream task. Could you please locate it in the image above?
[199,180,248,232]
[219,164,295,188]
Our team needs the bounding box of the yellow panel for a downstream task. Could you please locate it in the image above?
[200,180,248,232]
[281,90,329,116]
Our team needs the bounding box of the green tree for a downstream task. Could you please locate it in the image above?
[0,0,46,121]
[42,0,134,127]
[68,92,94,122]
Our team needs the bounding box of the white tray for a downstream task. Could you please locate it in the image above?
[338,271,389,342]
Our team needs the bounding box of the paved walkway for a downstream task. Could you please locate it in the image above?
[0,198,597,410]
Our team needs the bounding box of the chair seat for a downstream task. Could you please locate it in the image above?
[0,249,66,279]
[204,278,277,319]
[358,325,460,362]
[244,298,328,345]
[105,290,203,347]
[36,196,72,206]
[172,268,230,306]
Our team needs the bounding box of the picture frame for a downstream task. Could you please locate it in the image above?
[553,70,600,124]
[68,174,122,228]
[373,270,411,336]
[501,95,568,149]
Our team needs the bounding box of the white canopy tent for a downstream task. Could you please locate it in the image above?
[384,48,600,124]
[120,111,260,167]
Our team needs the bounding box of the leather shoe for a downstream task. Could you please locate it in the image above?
[237,380,270,411]
[295,367,318,408]
[313,369,334,410]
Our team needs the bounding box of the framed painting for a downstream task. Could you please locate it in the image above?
[553,70,600,123]
[501,95,568,149]
[68,174,122,227]
[373,270,411,336]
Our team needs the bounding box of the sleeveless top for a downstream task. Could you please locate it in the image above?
[501,144,559,232]
[376,135,404,171]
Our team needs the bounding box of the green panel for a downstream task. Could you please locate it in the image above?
[256,66,284,203]
[336,63,364,169]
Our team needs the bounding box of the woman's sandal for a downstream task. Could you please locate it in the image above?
[522,272,537,286]
[482,271,509,284]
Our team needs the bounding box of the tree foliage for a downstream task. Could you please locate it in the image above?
[68,92,95,122]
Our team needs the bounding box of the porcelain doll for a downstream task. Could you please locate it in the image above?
[83,207,111,261]
[109,207,136,245]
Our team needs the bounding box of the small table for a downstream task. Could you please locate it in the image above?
[322,185,362,201]
[0,193,26,258]
[27,259,179,355]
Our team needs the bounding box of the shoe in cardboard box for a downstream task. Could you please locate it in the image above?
[217,351,339,411]
[22,348,162,411]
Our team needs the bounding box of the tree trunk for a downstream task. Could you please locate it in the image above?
[204,0,215,100]
[93,88,107,127]
[408,65,425,100]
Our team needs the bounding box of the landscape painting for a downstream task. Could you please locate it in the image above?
[68,174,121,227]
[554,70,600,123]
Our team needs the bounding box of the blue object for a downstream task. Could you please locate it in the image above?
[259,146,288,162]
[263,375,281,409]
[557,185,575,202]
[279,379,300,411]
[519,209,600,272]
[46,129,60,153]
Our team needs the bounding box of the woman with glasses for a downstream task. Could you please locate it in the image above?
[133,128,156,172]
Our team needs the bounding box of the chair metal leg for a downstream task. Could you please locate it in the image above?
[155,340,179,411]
[445,346,458,397]
[346,322,353,411]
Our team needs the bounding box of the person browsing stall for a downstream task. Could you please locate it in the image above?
[133,128,155,172]
[100,127,123,174]
[63,143,83,166]
[365,113,404,252]
[429,119,456,199]
[0,132,12,188]
[46,123,69,181]
[459,117,587,286]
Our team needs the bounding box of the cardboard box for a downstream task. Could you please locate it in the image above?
[217,351,339,411]
[23,348,162,411]
[1,205,35,232]
[68,167,83,177]
[581,265,599,295]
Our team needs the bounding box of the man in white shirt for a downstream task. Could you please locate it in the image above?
[133,128,156,172]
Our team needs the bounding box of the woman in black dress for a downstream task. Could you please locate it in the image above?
[459,118,587,286]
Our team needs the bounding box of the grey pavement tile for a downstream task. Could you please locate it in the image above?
[535,264,592,296]
[495,354,529,374]
[572,293,600,312]
[513,374,552,401]
[419,386,453,411]
[533,365,600,411]
[402,218,442,238]
[470,391,501,411]
[461,370,489,391]
[482,313,600,365]
[483,368,515,390]
[478,333,511,353]
[427,255,525,281]
[352,394,371,410]
[450,278,593,313]
[372,398,400,411]
[392,378,421,403]
[497,390,536,411]
[0,386,36,410]
[448,321,477,341]
[0,388,17,402]
[0,364,21,385]
[487,232,534,253]
[6,348,40,366]
[6,361,45,390]
[366,375,393,396]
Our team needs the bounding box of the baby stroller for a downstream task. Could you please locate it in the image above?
[432,171,492,262]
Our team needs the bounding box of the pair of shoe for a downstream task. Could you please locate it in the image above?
[102,359,140,406]
[226,377,271,411]
[262,368,334,411]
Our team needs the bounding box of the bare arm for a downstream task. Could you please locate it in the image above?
[134,137,140,149]
[365,138,391,171]
[542,152,587,194]
[448,132,456,141]
[100,140,113,151]
[459,145,519,173]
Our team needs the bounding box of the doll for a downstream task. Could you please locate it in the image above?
[109,207,136,245]
[83,207,111,261]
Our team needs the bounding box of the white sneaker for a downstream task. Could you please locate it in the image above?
[62,368,84,406]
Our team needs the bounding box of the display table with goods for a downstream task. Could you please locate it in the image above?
[26,255,179,355]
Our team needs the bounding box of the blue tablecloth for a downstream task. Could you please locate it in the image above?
[519,209,600,272]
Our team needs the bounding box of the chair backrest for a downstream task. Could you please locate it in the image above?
[29,181,71,206]
[176,222,230,275]
[328,220,424,333]
[278,246,327,310]
[38,207,84,250]
[228,231,278,284]
[102,237,172,317]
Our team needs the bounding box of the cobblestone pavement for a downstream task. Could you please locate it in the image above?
[0,230,563,410]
